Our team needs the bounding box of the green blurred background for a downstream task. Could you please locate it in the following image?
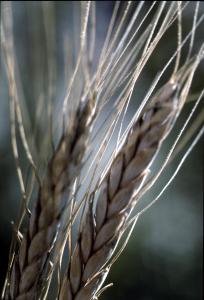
[0,2,203,299]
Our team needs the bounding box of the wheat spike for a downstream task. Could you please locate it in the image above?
[59,80,182,300]
[2,2,203,299]
[6,96,95,300]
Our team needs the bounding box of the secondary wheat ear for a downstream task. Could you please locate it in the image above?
[7,97,96,300]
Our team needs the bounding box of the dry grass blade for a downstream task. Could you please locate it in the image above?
[59,77,186,299]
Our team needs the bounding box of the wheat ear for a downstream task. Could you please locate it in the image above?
[59,80,182,300]
[6,97,95,300]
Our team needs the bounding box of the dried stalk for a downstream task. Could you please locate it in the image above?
[59,80,183,300]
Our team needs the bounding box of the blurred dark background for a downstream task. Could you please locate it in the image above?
[0,2,203,299]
